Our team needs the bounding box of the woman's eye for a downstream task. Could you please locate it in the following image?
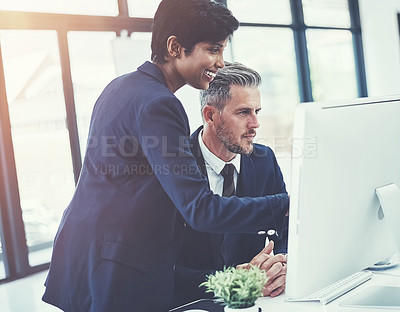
[210,48,219,53]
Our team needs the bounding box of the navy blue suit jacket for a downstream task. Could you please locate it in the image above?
[173,127,288,306]
[42,62,289,312]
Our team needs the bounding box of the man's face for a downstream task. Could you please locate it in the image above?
[215,85,261,155]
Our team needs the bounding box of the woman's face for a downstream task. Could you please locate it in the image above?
[176,38,228,90]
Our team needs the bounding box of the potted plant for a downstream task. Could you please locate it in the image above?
[200,265,268,312]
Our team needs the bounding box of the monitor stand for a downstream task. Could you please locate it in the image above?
[376,183,400,252]
[339,183,400,309]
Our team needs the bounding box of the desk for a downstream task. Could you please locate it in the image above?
[258,271,400,312]
[171,267,400,312]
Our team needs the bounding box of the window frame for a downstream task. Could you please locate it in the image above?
[229,0,367,102]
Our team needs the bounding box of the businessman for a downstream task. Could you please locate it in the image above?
[173,62,289,307]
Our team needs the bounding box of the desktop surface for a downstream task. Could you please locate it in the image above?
[261,272,400,312]
[170,265,400,312]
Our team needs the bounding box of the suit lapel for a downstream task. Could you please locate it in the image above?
[236,155,257,197]
[189,127,207,177]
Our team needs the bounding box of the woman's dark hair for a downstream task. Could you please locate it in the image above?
[151,0,239,64]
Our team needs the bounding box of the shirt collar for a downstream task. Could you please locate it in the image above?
[198,130,241,175]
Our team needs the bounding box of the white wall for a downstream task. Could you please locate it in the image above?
[359,0,400,96]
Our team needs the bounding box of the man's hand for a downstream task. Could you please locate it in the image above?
[236,240,287,297]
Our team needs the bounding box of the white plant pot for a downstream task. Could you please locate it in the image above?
[224,305,260,312]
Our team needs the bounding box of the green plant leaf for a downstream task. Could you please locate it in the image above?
[199,265,269,308]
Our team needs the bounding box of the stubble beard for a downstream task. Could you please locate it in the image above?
[216,122,254,156]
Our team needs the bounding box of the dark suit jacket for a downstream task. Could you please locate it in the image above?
[42,62,289,312]
[173,126,288,307]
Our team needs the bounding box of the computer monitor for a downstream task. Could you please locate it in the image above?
[285,95,400,301]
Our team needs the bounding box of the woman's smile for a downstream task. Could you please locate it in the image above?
[204,69,217,81]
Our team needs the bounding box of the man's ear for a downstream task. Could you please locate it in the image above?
[203,105,217,125]
[166,35,182,59]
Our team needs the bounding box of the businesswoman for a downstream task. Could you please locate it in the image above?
[42,0,290,311]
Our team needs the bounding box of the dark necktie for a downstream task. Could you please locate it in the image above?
[213,163,236,267]
[221,163,236,197]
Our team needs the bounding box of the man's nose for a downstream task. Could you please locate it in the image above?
[249,114,260,129]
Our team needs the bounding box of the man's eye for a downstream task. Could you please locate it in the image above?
[210,48,219,53]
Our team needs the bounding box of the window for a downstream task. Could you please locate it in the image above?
[0,0,118,16]
[228,0,292,24]
[302,0,351,27]
[307,29,357,101]
[127,0,161,18]
[0,30,75,267]
[68,31,118,155]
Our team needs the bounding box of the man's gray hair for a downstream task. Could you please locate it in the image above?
[200,61,261,112]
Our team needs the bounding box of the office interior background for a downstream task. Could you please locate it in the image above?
[0,0,400,309]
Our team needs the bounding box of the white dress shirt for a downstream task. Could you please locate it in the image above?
[198,130,241,195]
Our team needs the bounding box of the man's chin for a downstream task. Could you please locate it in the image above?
[241,145,253,155]
[224,141,253,155]
[244,142,254,154]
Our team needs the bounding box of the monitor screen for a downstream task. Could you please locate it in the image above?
[285,95,400,300]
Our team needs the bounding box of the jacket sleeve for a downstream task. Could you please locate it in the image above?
[137,96,289,234]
